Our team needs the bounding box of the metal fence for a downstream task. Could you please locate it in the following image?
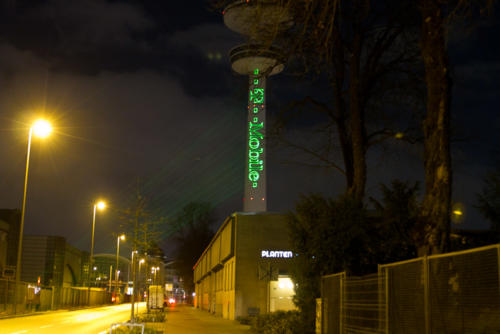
[320,244,500,334]
[0,279,112,316]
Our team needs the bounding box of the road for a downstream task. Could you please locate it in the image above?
[0,303,146,334]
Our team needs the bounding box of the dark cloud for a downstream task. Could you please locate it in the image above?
[0,0,236,97]
[0,0,498,256]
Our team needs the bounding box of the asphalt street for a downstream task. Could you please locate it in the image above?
[0,302,146,334]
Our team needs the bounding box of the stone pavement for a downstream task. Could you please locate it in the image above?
[164,305,252,334]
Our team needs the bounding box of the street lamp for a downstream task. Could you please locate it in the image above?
[151,266,160,285]
[139,259,145,293]
[131,250,138,322]
[14,119,52,313]
[89,200,106,286]
[136,258,145,315]
[115,234,125,299]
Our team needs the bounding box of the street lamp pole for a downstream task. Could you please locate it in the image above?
[90,203,97,286]
[131,250,137,322]
[14,120,52,314]
[89,201,105,285]
[87,201,105,305]
[115,234,125,301]
[137,258,144,315]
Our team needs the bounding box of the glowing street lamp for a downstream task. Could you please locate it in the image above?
[96,201,106,210]
[115,234,125,298]
[89,200,106,286]
[151,266,160,285]
[32,119,52,138]
[14,119,52,313]
[451,202,466,225]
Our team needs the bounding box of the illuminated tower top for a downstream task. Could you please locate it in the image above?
[223,1,291,213]
[223,1,292,38]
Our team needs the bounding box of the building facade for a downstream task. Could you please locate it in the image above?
[0,219,8,276]
[21,235,87,287]
[0,209,20,274]
[91,253,130,290]
[193,212,296,320]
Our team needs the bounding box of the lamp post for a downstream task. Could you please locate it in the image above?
[14,119,52,314]
[115,234,125,301]
[87,200,105,305]
[137,258,145,315]
[89,201,106,286]
[131,250,138,322]
[155,266,160,285]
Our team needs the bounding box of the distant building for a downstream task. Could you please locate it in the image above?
[0,219,9,276]
[193,213,296,320]
[0,209,21,269]
[164,262,185,301]
[92,253,130,291]
[21,235,87,287]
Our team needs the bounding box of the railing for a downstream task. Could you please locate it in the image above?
[320,244,500,333]
[0,279,112,316]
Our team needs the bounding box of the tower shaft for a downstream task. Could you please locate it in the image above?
[244,69,266,212]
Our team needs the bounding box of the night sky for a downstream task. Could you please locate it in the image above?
[0,0,498,257]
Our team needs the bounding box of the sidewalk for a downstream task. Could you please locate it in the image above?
[164,305,252,334]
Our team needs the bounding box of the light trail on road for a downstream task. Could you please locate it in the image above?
[0,303,146,334]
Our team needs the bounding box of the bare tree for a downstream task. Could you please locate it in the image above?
[265,0,423,201]
[119,191,163,254]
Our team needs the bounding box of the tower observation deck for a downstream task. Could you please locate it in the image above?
[223,0,292,213]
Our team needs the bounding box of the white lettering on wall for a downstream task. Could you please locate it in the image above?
[261,250,293,258]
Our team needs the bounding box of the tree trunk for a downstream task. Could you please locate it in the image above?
[418,0,452,255]
[331,22,354,192]
[349,20,367,201]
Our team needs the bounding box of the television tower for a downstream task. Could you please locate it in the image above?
[223,1,291,212]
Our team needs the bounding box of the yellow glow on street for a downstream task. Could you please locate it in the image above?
[32,119,52,138]
[73,311,107,322]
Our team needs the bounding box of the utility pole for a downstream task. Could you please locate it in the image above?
[109,265,112,294]
[131,251,136,322]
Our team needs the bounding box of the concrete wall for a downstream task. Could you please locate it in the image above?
[234,213,291,318]
[194,212,293,320]
[194,215,236,318]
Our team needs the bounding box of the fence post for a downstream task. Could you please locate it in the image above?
[3,280,7,312]
[385,268,389,334]
[423,256,430,334]
[497,245,500,301]
[340,272,344,334]
[318,276,323,334]
[51,286,54,310]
